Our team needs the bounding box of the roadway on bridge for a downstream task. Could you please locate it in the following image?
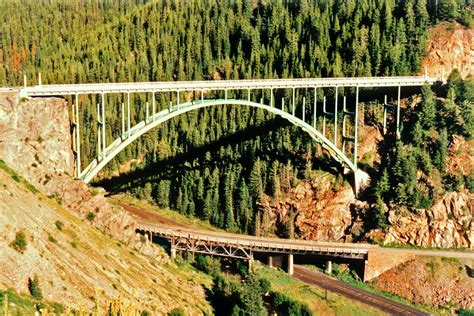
[120,200,473,260]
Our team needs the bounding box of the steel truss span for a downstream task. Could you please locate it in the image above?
[18,76,438,184]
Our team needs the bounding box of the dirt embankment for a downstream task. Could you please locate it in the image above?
[375,257,474,311]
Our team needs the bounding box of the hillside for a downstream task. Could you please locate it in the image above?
[0,160,212,313]
[422,22,474,79]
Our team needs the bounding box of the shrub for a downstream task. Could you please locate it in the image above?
[168,308,185,316]
[28,275,43,300]
[55,220,63,231]
[10,230,27,253]
[48,233,57,243]
[86,212,96,221]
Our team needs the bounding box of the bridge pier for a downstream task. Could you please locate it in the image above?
[325,260,332,274]
[287,254,294,275]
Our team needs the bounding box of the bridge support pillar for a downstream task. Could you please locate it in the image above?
[267,255,273,268]
[170,246,177,259]
[287,254,294,275]
[325,260,332,274]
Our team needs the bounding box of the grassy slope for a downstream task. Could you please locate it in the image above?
[254,264,386,316]
[0,160,212,314]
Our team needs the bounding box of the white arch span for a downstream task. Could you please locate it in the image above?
[80,99,356,183]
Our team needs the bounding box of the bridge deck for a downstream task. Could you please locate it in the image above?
[136,221,474,260]
[19,76,437,96]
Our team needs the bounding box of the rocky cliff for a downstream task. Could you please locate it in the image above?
[259,172,360,242]
[421,22,473,79]
[0,92,149,248]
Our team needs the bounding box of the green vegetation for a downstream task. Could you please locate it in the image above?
[191,255,384,315]
[28,274,43,301]
[86,212,96,221]
[1,1,471,237]
[48,233,58,243]
[55,220,64,231]
[370,73,474,229]
[10,229,28,253]
[0,159,40,194]
[0,289,64,315]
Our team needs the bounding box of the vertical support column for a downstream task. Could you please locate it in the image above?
[267,255,273,268]
[313,87,317,129]
[127,93,131,137]
[170,241,177,259]
[354,86,359,168]
[383,95,387,135]
[322,96,326,136]
[342,96,347,154]
[177,90,180,110]
[248,251,254,272]
[101,93,106,156]
[325,260,332,274]
[302,97,306,122]
[287,253,294,275]
[201,89,204,103]
[292,88,295,116]
[121,102,125,137]
[146,102,149,122]
[75,94,81,177]
[248,88,251,102]
[224,89,228,100]
[97,102,102,159]
[23,74,27,88]
[270,88,274,107]
[152,92,156,120]
[334,86,338,146]
[282,98,285,112]
[396,85,401,139]
[38,73,42,86]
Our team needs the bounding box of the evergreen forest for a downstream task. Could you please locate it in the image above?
[1,0,472,236]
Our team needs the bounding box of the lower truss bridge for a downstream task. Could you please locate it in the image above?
[136,222,370,275]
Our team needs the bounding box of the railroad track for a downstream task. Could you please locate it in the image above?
[293,265,431,316]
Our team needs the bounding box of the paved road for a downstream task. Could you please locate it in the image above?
[19,76,438,96]
[293,265,430,316]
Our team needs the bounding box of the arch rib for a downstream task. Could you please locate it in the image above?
[80,99,356,183]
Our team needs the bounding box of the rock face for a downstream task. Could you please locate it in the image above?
[385,191,474,249]
[0,92,74,181]
[375,257,474,310]
[0,92,157,253]
[421,22,473,79]
[259,173,357,242]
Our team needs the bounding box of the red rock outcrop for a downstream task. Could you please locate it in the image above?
[259,173,358,242]
[384,191,474,248]
[421,22,473,79]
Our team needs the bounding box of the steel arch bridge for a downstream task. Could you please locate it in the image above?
[19,76,438,189]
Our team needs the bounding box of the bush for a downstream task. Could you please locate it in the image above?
[55,220,63,231]
[270,292,311,316]
[459,309,474,316]
[28,275,43,300]
[168,308,185,316]
[10,230,27,253]
[194,254,220,277]
[86,212,96,221]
